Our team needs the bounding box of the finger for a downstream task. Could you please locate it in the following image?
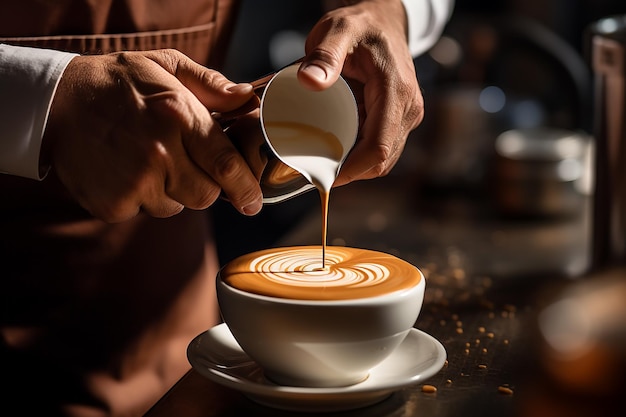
[145,49,255,112]
[144,75,262,216]
[75,191,141,224]
[160,136,224,211]
[161,141,224,211]
[336,145,404,184]
[225,110,268,181]
[164,164,222,210]
[76,176,185,223]
[334,132,405,187]
[184,119,264,216]
[141,196,186,218]
[207,132,264,215]
[146,92,242,212]
[128,161,189,218]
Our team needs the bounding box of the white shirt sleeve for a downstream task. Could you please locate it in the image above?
[401,0,455,57]
[0,44,77,180]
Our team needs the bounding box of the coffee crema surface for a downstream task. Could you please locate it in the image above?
[221,246,422,300]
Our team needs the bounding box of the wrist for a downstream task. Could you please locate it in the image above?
[41,55,82,177]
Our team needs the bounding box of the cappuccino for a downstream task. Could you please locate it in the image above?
[217,245,426,387]
[221,245,422,300]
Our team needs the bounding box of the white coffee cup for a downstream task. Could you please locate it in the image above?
[216,245,425,388]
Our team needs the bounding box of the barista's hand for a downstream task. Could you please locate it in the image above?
[298,0,423,187]
[43,49,263,223]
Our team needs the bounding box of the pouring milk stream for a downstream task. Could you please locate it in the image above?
[263,121,348,267]
[260,64,358,268]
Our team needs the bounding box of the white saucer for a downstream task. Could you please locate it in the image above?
[187,323,447,412]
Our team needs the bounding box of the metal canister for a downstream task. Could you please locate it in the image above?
[588,15,626,270]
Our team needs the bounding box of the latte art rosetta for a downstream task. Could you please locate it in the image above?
[250,248,390,287]
[221,246,422,300]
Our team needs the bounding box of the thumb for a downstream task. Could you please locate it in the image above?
[297,26,352,91]
[298,61,334,92]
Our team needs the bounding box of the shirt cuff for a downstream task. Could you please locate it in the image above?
[0,44,77,180]
[401,0,455,57]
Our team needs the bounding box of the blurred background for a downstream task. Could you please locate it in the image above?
[211,2,626,416]
[214,0,623,265]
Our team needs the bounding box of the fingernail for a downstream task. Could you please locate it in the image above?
[242,200,263,216]
[301,64,328,83]
[226,83,253,94]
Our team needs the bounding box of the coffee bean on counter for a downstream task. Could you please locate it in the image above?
[421,384,438,394]
[498,386,514,395]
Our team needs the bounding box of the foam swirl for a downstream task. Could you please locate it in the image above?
[221,246,421,300]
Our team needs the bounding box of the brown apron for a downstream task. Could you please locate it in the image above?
[0,1,240,416]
